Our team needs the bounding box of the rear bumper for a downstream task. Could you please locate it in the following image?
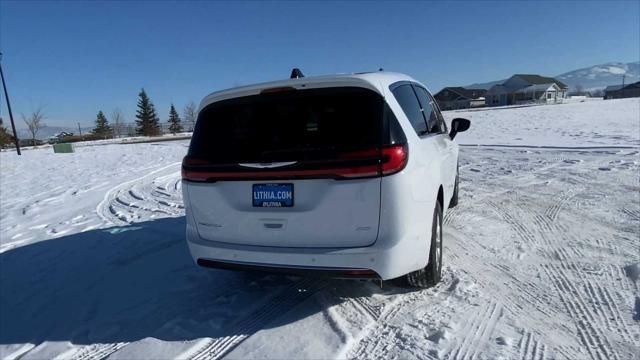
[196,258,379,279]
[185,223,428,280]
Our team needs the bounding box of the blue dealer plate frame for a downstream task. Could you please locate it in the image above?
[252,183,294,207]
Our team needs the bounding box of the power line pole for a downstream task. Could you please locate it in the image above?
[0,52,21,155]
[622,74,626,99]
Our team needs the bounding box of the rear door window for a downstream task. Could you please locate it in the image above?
[188,87,383,163]
[391,84,428,135]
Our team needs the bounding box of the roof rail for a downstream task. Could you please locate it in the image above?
[290,68,304,79]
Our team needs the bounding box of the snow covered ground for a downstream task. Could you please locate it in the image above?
[446,98,639,148]
[1,99,639,360]
[3,132,193,154]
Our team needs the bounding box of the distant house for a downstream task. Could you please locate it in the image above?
[433,87,487,110]
[604,81,640,99]
[485,74,568,107]
[484,84,510,107]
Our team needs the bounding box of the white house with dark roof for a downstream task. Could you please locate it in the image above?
[485,74,568,106]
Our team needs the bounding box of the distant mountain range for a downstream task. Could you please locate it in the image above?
[467,61,639,91]
[556,61,638,90]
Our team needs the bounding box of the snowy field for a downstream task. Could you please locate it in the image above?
[1,99,639,360]
[447,98,639,147]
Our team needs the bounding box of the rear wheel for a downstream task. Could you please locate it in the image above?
[405,201,443,288]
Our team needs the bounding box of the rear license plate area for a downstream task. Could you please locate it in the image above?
[252,183,294,207]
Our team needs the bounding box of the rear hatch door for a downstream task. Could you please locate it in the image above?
[183,86,386,248]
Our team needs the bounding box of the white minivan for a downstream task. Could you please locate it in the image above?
[182,71,470,287]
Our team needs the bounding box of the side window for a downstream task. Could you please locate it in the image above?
[413,86,443,133]
[428,91,447,133]
[391,84,427,135]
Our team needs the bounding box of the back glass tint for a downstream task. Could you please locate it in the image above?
[188,87,384,163]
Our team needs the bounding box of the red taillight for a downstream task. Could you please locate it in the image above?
[181,144,407,182]
[333,164,381,178]
[182,157,211,181]
[333,148,383,178]
[381,145,408,175]
[332,145,407,178]
[182,170,212,182]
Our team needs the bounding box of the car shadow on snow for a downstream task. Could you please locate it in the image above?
[0,217,397,346]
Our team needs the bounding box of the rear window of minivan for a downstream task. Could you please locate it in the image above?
[188,87,383,163]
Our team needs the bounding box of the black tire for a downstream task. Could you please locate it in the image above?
[449,168,459,208]
[405,201,443,288]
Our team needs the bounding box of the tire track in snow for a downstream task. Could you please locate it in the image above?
[61,278,259,360]
[536,219,580,261]
[448,222,570,355]
[517,331,546,360]
[610,264,633,292]
[448,301,503,360]
[65,342,129,360]
[621,207,640,221]
[531,213,554,233]
[505,194,586,260]
[444,207,461,226]
[517,187,639,353]
[454,191,612,358]
[345,287,439,360]
[481,183,631,356]
[541,264,621,360]
[319,305,350,346]
[182,278,326,360]
[489,264,559,320]
[351,296,382,320]
[314,288,387,359]
[565,262,637,345]
[530,187,599,259]
[543,188,581,222]
[445,210,567,357]
[485,200,538,245]
[96,162,183,226]
[3,343,38,360]
[454,190,620,359]
[345,272,469,360]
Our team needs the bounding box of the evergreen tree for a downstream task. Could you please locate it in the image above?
[0,124,15,148]
[168,104,183,134]
[135,88,160,136]
[92,111,113,138]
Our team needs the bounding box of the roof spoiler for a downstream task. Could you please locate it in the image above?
[290,68,304,79]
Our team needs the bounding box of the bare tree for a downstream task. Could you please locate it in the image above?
[575,84,584,95]
[183,101,197,131]
[112,107,125,138]
[21,107,46,146]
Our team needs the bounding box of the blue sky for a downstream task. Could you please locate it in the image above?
[1,1,639,128]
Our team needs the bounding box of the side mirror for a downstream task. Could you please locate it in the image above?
[449,118,470,140]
